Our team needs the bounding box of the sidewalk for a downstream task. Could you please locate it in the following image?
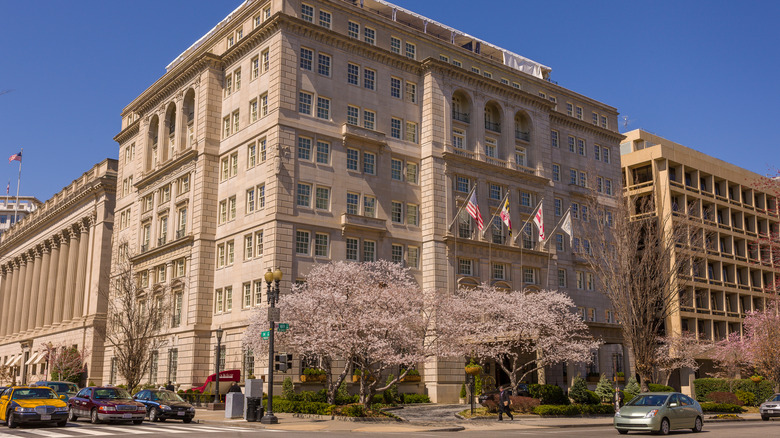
[192,407,767,433]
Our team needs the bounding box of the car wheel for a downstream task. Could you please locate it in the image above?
[762,415,769,421]
[183,417,192,424]
[6,411,16,429]
[692,416,702,432]
[132,419,143,425]
[68,407,78,422]
[90,408,100,424]
[617,429,628,435]
[657,418,670,435]
[57,420,67,427]
[149,408,160,422]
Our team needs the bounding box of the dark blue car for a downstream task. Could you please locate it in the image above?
[132,390,194,423]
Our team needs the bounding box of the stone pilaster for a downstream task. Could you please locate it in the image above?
[34,243,52,329]
[52,231,71,325]
[1,262,16,336]
[62,225,81,322]
[13,256,30,334]
[43,237,61,327]
[73,222,90,319]
[24,248,43,332]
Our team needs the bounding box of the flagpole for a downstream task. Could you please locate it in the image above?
[541,207,573,249]
[513,198,544,244]
[447,183,477,232]
[481,190,511,240]
[14,148,22,224]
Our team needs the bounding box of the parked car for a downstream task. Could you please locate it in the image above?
[760,393,780,420]
[614,392,703,435]
[33,381,79,402]
[67,386,145,424]
[478,383,531,405]
[0,386,68,428]
[133,389,195,423]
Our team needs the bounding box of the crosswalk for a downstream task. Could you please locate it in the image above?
[0,423,264,437]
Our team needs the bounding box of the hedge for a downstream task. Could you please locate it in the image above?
[693,378,775,405]
[272,399,333,415]
[484,396,541,414]
[401,393,430,404]
[528,384,570,405]
[699,402,745,414]
[534,404,614,416]
[647,383,675,392]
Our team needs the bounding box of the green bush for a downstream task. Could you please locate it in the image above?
[339,404,366,417]
[303,368,326,376]
[647,383,674,392]
[460,384,467,398]
[401,368,420,377]
[534,404,614,416]
[474,373,483,396]
[735,390,756,406]
[287,390,328,403]
[707,391,742,405]
[595,375,615,403]
[272,398,333,415]
[282,377,294,400]
[581,404,615,415]
[693,378,775,405]
[699,402,745,414]
[623,377,640,402]
[401,393,430,404]
[568,377,590,404]
[529,384,569,405]
[383,374,398,404]
[334,381,356,405]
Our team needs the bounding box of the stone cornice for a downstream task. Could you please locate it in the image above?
[113,118,140,145]
[221,14,283,67]
[442,151,550,185]
[443,235,550,259]
[135,148,198,190]
[550,112,625,143]
[129,234,194,265]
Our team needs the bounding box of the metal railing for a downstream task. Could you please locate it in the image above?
[452,111,470,123]
[484,121,501,132]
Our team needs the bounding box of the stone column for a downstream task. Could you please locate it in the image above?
[0,267,8,336]
[62,226,81,322]
[4,261,20,335]
[73,222,90,319]
[24,248,43,332]
[43,237,62,327]
[13,255,31,334]
[0,264,13,336]
[52,231,71,325]
[34,243,52,329]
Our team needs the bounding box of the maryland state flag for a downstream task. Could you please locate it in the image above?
[499,198,511,232]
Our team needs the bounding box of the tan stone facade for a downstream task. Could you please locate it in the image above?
[621,129,779,391]
[0,159,117,385]
[112,0,625,400]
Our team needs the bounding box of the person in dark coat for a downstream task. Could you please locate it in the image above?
[165,381,175,391]
[227,382,242,393]
[497,385,514,421]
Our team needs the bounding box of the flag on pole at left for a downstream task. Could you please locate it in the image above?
[500,197,511,231]
[8,152,21,163]
[465,190,484,230]
[533,203,545,242]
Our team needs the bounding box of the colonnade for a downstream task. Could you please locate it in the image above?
[0,219,92,337]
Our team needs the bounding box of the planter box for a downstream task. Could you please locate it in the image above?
[300,374,326,383]
[400,375,421,383]
[586,376,600,383]
[615,376,625,383]
[352,375,375,383]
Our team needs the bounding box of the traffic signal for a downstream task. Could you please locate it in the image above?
[274,353,293,372]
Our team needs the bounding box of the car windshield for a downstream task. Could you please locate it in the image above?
[47,383,77,393]
[12,388,58,400]
[769,394,780,402]
[152,391,185,402]
[94,388,132,400]
[625,395,669,407]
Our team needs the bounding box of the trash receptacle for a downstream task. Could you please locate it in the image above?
[246,397,261,422]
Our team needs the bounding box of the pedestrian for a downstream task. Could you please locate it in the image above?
[227,381,242,393]
[165,381,175,391]
[498,385,514,421]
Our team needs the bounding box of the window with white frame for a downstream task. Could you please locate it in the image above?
[391,244,403,264]
[568,135,575,153]
[301,3,313,22]
[485,138,497,158]
[390,118,402,139]
[554,198,562,216]
[316,96,330,119]
[363,196,376,218]
[515,148,526,167]
[405,82,416,103]
[586,272,595,290]
[363,152,375,174]
[523,268,537,284]
[347,105,359,126]
[317,53,331,76]
[316,141,329,164]
[391,158,402,180]
[295,230,310,255]
[363,240,375,261]
[391,201,403,223]
[297,183,311,207]
[405,121,418,143]
[577,271,585,289]
[557,268,567,287]
[318,10,331,28]
[453,129,465,149]
[458,258,473,276]
[245,234,254,260]
[348,21,359,39]
[314,233,329,257]
[406,204,419,226]
[363,110,375,130]
[455,176,470,193]
[297,136,312,160]
[492,263,507,280]
[363,68,375,90]
[346,237,359,261]
[364,27,375,45]
[298,91,312,115]
[406,162,418,184]
[255,230,264,256]
[315,186,330,210]
[489,183,502,200]
[552,163,560,182]
[346,148,359,171]
[348,63,359,85]
[405,42,415,59]
[390,77,401,98]
[390,36,401,54]
[577,138,585,156]
[300,48,313,70]
[407,246,419,268]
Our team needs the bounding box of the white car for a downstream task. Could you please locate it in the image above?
[760,394,780,421]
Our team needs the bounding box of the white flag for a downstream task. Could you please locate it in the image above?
[560,211,573,239]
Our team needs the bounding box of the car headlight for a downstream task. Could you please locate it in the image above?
[644,409,659,418]
[54,407,68,413]
[15,407,35,413]
[99,406,116,412]
[188,407,195,412]
[160,405,171,410]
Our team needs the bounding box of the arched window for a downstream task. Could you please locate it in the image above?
[452,91,471,123]
[514,111,531,142]
[164,103,177,161]
[183,89,196,149]
[148,115,160,170]
[484,102,501,133]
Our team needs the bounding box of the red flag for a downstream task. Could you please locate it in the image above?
[533,203,545,242]
[8,152,21,163]
[466,190,484,230]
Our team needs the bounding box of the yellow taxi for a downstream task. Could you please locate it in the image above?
[0,386,68,428]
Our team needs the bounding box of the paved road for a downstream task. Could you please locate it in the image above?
[474,421,780,437]
[0,422,260,437]
[393,403,465,424]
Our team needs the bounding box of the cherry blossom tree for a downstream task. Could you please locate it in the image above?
[742,301,780,392]
[43,343,89,384]
[709,332,750,392]
[243,261,465,408]
[445,285,600,390]
[653,332,708,386]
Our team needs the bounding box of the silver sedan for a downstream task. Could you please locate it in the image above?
[760,394,780,420]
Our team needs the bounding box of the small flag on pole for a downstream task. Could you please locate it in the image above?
[500,197,511,232]
[533,203,545,242]
[8,152,22,163]
[466,190,484,230]
[560,210,573,239]
[5,180,8,195]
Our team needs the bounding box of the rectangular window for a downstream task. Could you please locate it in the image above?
[455,176,470,193]
[390,37,401,54]
[364,27,375,45]
[298,91,312,115]
[245,234,254,259]
[215,289,224,313]
[453,59,462,67]
[439,54,449,62]
[586,273,595,290]
[347,63,359,85]
[570,169,578,185]
[250,99,258,122]
[260,94,268,116]
[347,105,359,126]
[572,203,579,219]
[576,106,583,120]
[297,136,312,160]
[390,77,401,98]
[317,53,331,76]
[489,183,502,200]
[315,186,330,210]
[483,71,492,79]
[233,110,240,133]
[363,110,375,130]
[363,196,376,218]
[390,118,402,139]
[592,112,599,125]
[346,238,359,261]
[363,152,375,175]
[471,67,480,74]
[577,272,585,289]
[348,21,359,39]
[524,268,536,284]
[346,192,359,215]
[605,179,613,196]
[566,102,573,117]
[243,283,252,308]
[391,244,404,264]
[601,115,608,129]
[224,75,232,96]
[556,234,565,252]
[297,183,312,207]
[316,141,329,164]
[246,188,256,213]
[407,246,419,268]
[458,258,473,276]
[453,129,465,149]
[363,240,376,261]
[515,148,526,167]
[301,3,313,22]
[391,158,402,181]
[492,263,505,280]
[554,198,562,216]
[603,147,611,164]
[579,171,587,188]
[219,201,227,224]
[223,116,231,138]
[225,286,233,311]
[260,139,267,161]
[226,240,235,264]
[406,162,418,184]
[568,135,575,153]
[315,233,329,257]
[262,50,270,72]
[577,138,585,156]
[597,176,604,193]
[318,10,331,28]
[594,144,601,161]
[257,184,265,209]
[296,230,310,255]
[316,96,330,119]
[255,230,264,256]
[172,292,183,327]
[405,42,416,59]
[363,68,375,90]
[234,69,241,91]
[520,191,531,207]
[552,164,560,182]
[254,281,263,306]
[405,121,418,143]
[405,82,417,103]
[346,148,359,171]
[300,47,313,70]
[251,56,259,79]
[391,201,403,223]
[557,268,567,287]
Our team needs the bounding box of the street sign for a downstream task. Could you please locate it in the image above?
[260,330,270,340]
[277,323,289,332]
[268,307,281,322]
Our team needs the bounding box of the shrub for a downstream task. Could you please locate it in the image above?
[735,390,756,406]
[585,390,601,405]
[474,374,483,396]
[534,404,580,416]
[339,404,366,417]
[509,396,540,414]
[272,398,333,415]
[303,368,326,376]
[699,402,745,414]
[580,404,615,415]
[383,374,398,404]
[460,384,467,398]
[401,393,430,404]
[529,384,569,405]
[616,372,625,378]
[595,375,615,403]
[647,383,674,392]
[568,377,590,404]
[694,378,775,405]
[282,377,294,400]
[707,391,742,406]
[401,368,420,377]
[335,381,356,405]
[623,377,640,402]
[483,399,498,413]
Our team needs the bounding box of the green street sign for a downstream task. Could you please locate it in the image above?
[260,330,270,339]
[277,323,289,332]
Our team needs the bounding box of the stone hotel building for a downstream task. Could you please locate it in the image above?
[111,0,626,401]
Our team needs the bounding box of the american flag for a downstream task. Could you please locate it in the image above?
[8,152,21,164]
[466,190,484,230]
[533,203,545,242]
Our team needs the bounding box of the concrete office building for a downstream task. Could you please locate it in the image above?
[0,197,41,237]
[621,129,779,391]
[0,160,117,385]
[111,0,625,401]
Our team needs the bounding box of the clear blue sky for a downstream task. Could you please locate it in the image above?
[1,0,777,201]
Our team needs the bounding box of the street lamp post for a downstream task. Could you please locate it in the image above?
[260,267,282,425]
[215,326,224,403]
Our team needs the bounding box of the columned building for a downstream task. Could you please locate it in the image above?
[112,0,625,401]
[621,129,779,393]
[0,159,117,385]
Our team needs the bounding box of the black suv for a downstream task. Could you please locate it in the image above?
[478,383,531,405]
[132,390,194,423]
